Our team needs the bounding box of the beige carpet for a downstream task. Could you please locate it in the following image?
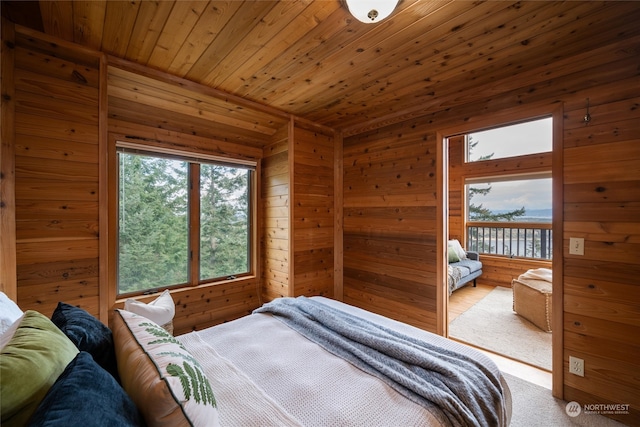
[449,286,552,370]
[504,373,628,426]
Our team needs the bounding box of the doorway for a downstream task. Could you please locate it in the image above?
[438,105,564,396]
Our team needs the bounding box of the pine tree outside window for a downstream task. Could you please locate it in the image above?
[117,145,254,296]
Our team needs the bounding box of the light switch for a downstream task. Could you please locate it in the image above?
[569,237,584,255]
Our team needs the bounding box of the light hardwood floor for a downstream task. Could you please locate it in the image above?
[448,283,552,389]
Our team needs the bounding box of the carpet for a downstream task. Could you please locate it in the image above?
[503,373,627,426]
[449,286,552,370]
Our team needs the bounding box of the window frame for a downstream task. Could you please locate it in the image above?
[111,139,257,298]
[459,116,554,260]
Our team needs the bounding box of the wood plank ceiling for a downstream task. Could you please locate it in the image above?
[3,1,639,134]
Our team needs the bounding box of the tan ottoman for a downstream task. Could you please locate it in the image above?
[512,275,552,332]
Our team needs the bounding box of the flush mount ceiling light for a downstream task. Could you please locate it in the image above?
[345,0,399,23]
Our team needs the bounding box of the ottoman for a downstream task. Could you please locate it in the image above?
[512,270,553,332]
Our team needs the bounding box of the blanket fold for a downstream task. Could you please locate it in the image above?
[255,297,507,427]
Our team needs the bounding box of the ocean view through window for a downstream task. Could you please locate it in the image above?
[463,117,553,260]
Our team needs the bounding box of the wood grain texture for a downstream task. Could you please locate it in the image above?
[2,3,639,423]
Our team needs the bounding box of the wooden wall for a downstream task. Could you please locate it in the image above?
[561,73,640,422]
[10,27,102,319]
[343,36,639,422]
[3,24,338,337]
[291,123,335,298]
[343,124,439,331]
[261,124,290,301]
[106,62,279,334]
[261,120,336,301]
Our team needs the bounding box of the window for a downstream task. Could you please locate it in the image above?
[463,117,553,260]
[117,145,254,296]
[466,117,552,162]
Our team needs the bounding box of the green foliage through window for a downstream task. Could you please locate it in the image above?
[117,149,252,295]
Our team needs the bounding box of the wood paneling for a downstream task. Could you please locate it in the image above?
[344,35,639,424]
[11,27,101,317]
[343,120,438,332]
[261,125,290,301]
[1,18,18,300]
[560,72,640,423]
[292,124,335,298]
[4,1,639,131]
[261,121,337,301]
[2,3,640,423]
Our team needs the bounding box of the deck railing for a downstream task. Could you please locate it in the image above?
[467,221,553,260]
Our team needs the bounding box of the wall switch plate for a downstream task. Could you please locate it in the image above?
[569,237,585,255]
[569,356,585,377]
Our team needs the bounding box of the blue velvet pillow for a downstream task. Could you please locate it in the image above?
[51,302,119,382]
[27,352,143,427]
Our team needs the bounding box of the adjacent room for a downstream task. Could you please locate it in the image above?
[447,118,554,372]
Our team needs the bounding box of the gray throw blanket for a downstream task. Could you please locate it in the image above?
[254,297,507,427]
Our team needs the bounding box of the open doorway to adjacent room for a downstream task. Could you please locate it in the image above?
[443,114,557,382]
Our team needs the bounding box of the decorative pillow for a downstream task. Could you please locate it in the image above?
[447,247,461,263]
[27,352,143,427]
[0,311,79,427]
[448,239,467,260]
[112,309,219,427]
[124,290,175,334]
[51,302,119,382]
[0,291,23,335]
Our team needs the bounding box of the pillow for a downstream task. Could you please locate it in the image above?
[0,311,79,427]
[448,239,467,260]
[51,302,119,382]
[0,291,24,335]
[447,247,461,263]
[27,352,143,427]
[124,290,175,333]
[112,309,219,427]
[0,314,24,351]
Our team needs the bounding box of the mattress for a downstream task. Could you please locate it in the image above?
[178,297,511,426]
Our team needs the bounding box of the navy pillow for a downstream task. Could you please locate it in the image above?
[51,302,119,382]
[27,352,144,427]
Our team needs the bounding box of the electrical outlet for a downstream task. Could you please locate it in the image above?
[569,356,584,377]
[569,237,585,255]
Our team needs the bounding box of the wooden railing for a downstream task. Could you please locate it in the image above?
[466,221,553,260]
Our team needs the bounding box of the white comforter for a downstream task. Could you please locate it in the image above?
[179,297,511,426]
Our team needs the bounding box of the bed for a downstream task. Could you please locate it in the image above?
[175,296,512,426]
[1,293,511,427]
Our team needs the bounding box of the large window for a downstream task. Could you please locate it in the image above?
[117,146,253,296]
[463,117,553,260]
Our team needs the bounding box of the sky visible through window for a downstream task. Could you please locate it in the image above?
[466,118,552,217]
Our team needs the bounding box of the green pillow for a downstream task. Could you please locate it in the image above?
[448,247,461,263]
[0,310,79,427]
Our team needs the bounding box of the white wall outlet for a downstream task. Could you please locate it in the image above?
[569,356,585,377]
[569,237,585,255]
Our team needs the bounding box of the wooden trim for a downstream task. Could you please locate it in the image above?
[253,161,262,306]
[14,23,103,63]
[98,52,109,323]
[551,104,564,399]
[287,117,295,297]
[436,129,448,336]
[334,130,344,300]
[189,163,200,287]
[0,18,17,301]
[107,55,291,121]
[106,133,118,325]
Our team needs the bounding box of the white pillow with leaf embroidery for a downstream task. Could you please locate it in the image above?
[112,309,219,427]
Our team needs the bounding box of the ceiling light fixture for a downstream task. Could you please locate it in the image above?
[345,0,399,24]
